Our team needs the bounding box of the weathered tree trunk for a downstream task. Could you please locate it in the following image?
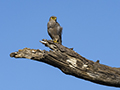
[10,39,120,88]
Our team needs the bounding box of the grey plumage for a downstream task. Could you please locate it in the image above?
[47,16,63,44]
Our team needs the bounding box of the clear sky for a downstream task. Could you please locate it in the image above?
[0,0,120,90]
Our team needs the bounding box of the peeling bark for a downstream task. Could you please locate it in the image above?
[10,39,120,88]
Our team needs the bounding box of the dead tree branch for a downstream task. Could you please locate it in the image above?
[10,39,120,88]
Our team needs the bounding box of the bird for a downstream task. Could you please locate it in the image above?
[47,16,63,44]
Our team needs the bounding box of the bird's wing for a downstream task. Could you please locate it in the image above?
[56,23,62,35]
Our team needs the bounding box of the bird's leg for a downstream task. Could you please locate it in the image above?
[53,39,58,43]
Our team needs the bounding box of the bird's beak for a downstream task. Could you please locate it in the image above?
[51,17,57,21]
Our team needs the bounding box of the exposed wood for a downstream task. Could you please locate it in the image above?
[10,39,120,88]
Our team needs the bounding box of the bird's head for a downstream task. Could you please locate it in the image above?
[49,16,57,21]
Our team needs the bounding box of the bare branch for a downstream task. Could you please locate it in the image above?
[10,39,120,88]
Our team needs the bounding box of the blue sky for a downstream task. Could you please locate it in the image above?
[0,0,120,90]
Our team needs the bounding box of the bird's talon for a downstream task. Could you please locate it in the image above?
[53,40,58,43]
